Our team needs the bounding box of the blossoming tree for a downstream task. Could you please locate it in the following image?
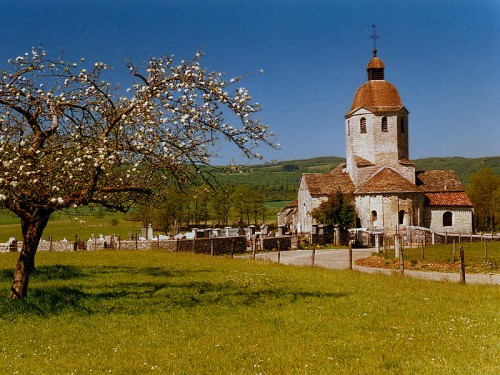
[0,48,273,298]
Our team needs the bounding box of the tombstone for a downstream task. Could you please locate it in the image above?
[261,225,268,237]
[141,227,147,239]
[224,227,231,237]
[248,225,256,236]
[278,226,286,236]
[147,224,154,240]
[312,224,319,244]
[8,238,17,252]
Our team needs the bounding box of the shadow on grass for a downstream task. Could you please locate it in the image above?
[0,265,348,317]
[0,265,86,283]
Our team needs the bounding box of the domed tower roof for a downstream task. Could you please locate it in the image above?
[347,52,404,115]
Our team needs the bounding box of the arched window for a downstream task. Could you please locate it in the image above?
[347,120,350,136]
[443,211,453,227]
[400,117,406,134]
[371,210,378,226]
[360,118,367,134]
[399,210,405,225]
[381,117,388,132]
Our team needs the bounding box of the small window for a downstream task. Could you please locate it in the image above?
[381,117,388,132]
[399,210,405,225]
[443,211,453,227]
[400,117,406,134]
[347,120,350,136]
[371,210,378,225]
[360,118,366,134]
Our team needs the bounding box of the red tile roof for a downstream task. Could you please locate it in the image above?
[355,168,420,194]
[303,164,354,196]
[416,170,464,192]
[348,80,403,115]
[355,156,375,167]
[425,192,473,207]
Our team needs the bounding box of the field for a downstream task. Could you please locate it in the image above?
[0,250,499,374]
[0,209,142,242]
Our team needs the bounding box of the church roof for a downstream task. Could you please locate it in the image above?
[416,170,464,192]
[347,80,403,115]
[355,168,420,194]
[303,164,354,196]
[367,56,384,69]
[425,192,473,207]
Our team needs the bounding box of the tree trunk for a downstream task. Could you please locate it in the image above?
[10,212,51,299]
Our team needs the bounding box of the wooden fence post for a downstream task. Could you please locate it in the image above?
[421,240,425,260]
[135,234,138,251]
[400,244,405,276]
[210,238,214,256]
[192,238,196,253]
[484,239,488,261]
[176,238,180,252]
[311,246,316,267]
[348,241,353,270]
[118,236,121,251]
[252,237,256,259]
[231,237,234,258]
[453,239,456,263]
[277,239,281,264]
[459,246,466,283]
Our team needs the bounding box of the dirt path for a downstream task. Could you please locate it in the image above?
[240,249,500,285]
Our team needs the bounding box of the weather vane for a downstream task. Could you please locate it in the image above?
[370,24,379,56]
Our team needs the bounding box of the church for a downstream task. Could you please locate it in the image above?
[290,47,474,237]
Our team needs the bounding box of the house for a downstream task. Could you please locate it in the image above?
[296,48,473,236]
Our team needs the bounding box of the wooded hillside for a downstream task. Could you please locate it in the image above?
[211,156,500,202]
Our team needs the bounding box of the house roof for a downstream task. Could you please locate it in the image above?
[416,170,464,192]
[425,192,473,207]
[355,155,375,167]
[347,80,403,115]
[355,168,420,194]
[303,164,354,196]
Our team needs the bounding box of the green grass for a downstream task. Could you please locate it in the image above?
[0,210,142,242]
[0,250,499,373]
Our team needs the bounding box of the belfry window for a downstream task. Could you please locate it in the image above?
[360,118,367,134]
[381,117,388,132]
[347,120,350,136]
[400,117,406,133]
[443,211,453,227]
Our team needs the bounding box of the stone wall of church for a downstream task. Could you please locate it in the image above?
[423,207,473,234]
[355,193,424,233]
[297,178,328,234]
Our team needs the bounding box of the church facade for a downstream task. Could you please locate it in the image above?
[294,50,473,236]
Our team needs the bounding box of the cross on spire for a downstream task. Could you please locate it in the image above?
[370,24,379,56]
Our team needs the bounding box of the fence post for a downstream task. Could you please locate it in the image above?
[311,246,316,267]
[277,239,281,264]
[252,237,256,259]
[210,238,214,256]
[118,236,121,251]
[135,234,138,251]
[348,241,353,270]
[484,239,488,261]
[231,237,234,258]
[50,237,53,252]
[192,238,196,253]
[459,246,466,283]
[453,239,456,263]
[421,240,425,260]
[400,243,405,276]
[176,238,180,252]
[157,235,160,249]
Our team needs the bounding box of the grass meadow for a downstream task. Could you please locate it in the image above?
[0,250,499,374]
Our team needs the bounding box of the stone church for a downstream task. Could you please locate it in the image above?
[290,49,474,236]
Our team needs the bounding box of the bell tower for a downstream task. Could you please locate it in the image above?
[344,33,413,188]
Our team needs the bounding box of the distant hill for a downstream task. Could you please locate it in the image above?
[212,156,500,202]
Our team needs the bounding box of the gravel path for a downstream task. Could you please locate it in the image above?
[239,248,500,285]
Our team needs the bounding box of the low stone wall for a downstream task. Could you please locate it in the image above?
[5,236,248,255]
[261,236,292,251]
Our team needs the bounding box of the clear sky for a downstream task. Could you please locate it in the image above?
[1,0,499,165]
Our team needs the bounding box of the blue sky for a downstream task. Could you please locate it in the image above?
[1,0,499,165]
